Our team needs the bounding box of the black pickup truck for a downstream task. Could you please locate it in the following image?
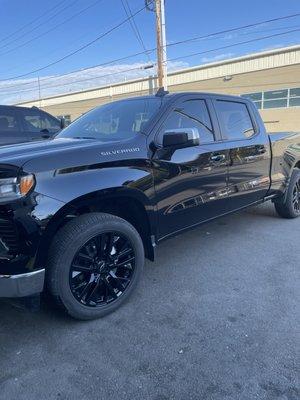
[0,92,299,320]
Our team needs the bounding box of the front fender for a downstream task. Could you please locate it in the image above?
[0,193,65,275]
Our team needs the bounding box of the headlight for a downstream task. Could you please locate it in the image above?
[0,174,35,202]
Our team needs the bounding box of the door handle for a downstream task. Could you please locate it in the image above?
[210,153,226,162]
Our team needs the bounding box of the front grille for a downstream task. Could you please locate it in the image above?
[0,218,19,253]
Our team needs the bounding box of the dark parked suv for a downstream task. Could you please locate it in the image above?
[0,105,64,146]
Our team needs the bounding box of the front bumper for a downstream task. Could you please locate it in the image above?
[0,269,45,298]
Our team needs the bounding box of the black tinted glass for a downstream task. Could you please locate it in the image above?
[159,99,214,144]
[0,109,20,133]
[20,109,60,133]
[215,100,255,140]
[59,98,161,141]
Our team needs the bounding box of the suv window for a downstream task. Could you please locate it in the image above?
[20,109,60,133]
[0,108,20,133]
[157,99,214,145]
[215,100,255,140]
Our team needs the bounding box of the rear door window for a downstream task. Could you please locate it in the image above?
[19,109,60,134]
[214,100,255,140]
[0,108,20,133]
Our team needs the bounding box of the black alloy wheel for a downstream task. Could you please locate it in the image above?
[47,213,144,320]
[275,169,300,219]
[70,232,135,307]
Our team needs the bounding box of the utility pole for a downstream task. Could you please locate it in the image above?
[155,0,167,90]
[146,0,168,90]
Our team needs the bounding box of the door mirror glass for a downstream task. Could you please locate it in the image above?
[162,128,200,148]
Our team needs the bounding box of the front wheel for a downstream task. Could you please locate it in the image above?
[46,213,144,320]
[274,169,300,219]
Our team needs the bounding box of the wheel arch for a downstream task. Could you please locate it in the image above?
[35,187,157,269]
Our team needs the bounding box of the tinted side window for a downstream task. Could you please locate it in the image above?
[20,109,60,133]
[215,100,255,140]
[0,108,20,133]
[20,110,43,133]
[158,99,214,145]
[41,113,61,133]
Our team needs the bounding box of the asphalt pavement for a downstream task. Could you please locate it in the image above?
[0,202,299,400]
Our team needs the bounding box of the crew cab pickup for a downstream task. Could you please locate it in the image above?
[0,92,299,320]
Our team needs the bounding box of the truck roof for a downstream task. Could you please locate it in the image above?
[0,104,42,111]
[121,91,244,103]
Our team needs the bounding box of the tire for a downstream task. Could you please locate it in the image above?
[274,169,300,219]
[46,212,144,320]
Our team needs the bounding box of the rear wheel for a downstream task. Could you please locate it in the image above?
[274,169,300,219]
[46,213,144,320]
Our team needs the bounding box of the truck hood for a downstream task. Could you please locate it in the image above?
[0,137,146,171]
[0,138,100,166]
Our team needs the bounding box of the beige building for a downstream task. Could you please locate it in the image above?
[18,45,300,132]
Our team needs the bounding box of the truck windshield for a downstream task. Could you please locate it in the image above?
[58,98,162,141]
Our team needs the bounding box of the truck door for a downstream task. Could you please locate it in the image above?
[152,96,229,239]
[0,107,26,146]
[213,98,271,211]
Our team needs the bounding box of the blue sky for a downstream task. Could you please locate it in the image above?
[0,0,299,103]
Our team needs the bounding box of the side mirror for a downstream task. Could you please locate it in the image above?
[162,128,200,148]
[60,118,66,129]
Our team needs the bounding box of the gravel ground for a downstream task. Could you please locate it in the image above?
[0,202,299,400]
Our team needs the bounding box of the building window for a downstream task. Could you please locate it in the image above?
[241,92,262,109]
[242,87,300,110]
[56,115,71,126]
[290,88,300,107]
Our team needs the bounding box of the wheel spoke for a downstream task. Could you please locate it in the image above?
[103,278,118,299]
[109,271,126,291]
[72,263,92,272]
[94,234,104,257]
[85,280,100,304]
[106,233,114,257]
[79,276,95,301]
[78,252,93,262]
[118,247,133,259]
[115,257,135,268]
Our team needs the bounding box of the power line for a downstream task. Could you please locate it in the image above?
[166,12,300,48]
[1,11,300,89]
[0,0,104,57]
[1,26,299,96]
[0,48,156,90]
[121,0,151,62]
[0,64,155,96]
[0,0,68,43]
[0,5,146,82]
[167,27,300,63]
[0,0,80,52]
